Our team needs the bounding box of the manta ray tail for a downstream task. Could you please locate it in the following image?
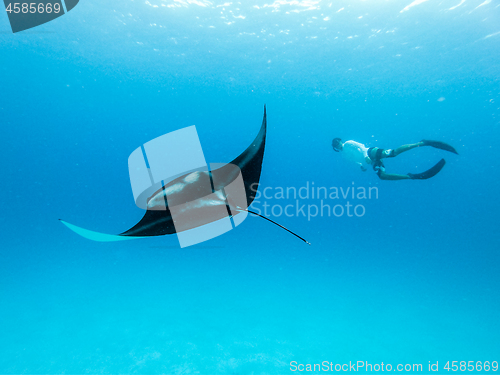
[242,209,311,245]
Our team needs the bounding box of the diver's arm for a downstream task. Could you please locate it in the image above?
[358,163,367,172]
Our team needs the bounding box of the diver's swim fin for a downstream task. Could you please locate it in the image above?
[422,139,458,154]
[408,159,446,180]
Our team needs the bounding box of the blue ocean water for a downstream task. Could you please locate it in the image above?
[1,0,499,373]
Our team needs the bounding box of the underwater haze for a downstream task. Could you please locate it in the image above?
[1,0,499,373]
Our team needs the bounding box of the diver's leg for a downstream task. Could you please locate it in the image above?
[377,170,411,181]
[392,142,425,157]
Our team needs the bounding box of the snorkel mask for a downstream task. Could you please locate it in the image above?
[331,138,342,152]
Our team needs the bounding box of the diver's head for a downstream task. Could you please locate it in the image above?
[332,138,343,152]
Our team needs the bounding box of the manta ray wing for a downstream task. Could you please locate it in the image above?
[59,219,144,241]
[61,106,267,241]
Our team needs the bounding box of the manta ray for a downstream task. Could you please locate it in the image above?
[60,106,309,245]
